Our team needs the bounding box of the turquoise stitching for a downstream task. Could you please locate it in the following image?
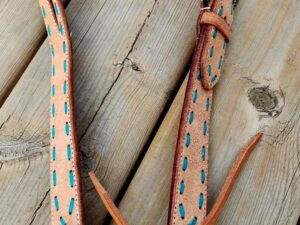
[52,65,56,76]
[182,157,188,171]
[67,144,72,160]
[53,170,57,186]
[199,193,204,209]
[223,41,227,49]
[188,217,197,225]
[41,7,46,17]
[51,104,55,117]
[54,196,59,211]
[62,41,67,53]
[211,75,217,82]
[63,81,67,94]
[203,121,207,136]
[218,6,224,16]
[185,133,191,147]
[47,25,51,36]
[231,3,234,15]
[189,112,194,124]
[218,56,223,69]
[59,22,64,35]
[197,70,202,81]
[179,203,185,219]
[193,90,198,103]
[52,126,55,139]
[65,122,70,136]
[213,28,218,38]
[69,198,75,215]
[179,180,185,195]
[201,146,206,161]
[201,169,205,184]
[52,147,56,161]
[64,102,68,114]
[209,46,214,57]
[63,60,67,73]
[69,170,74,187]
[52,85,55,96]
[206,98,210,111]
[60,217,66,225]
[51,45,55,56]
[208,65,211,76]
[54,4,60,15]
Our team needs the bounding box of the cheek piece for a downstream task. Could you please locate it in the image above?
[38,0,262,225]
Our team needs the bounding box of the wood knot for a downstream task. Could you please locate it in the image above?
[248,86,284,118]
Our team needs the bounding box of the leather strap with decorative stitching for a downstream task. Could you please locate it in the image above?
[39,0,262,225]
[38,1,84,224]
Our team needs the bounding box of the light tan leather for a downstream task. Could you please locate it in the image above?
[200,11,231,41]
[88,172,129,225]
[38,0,84,224]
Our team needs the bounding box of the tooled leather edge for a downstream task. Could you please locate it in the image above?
[167,6,209,225]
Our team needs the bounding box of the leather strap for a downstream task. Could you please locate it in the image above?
[38,1,84,224]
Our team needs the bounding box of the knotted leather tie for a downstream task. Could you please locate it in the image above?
[39,0,262,225]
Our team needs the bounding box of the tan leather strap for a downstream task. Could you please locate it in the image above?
[200,11,231,41]
[88,172,129,225]
[38,0,84,224]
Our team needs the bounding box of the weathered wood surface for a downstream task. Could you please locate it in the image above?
[0,0,299,225]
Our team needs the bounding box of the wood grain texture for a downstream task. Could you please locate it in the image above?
[0,0,200,224]
[114,0,300,224]
[0,0,68,106]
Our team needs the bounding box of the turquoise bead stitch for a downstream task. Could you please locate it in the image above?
[182,157,188,171]
[211,75,217,82]
[52,125,55,139]
[60,217,66,225]
[203,121,207,136]
[62,41,67,53]
[189,112,194,124]
[64,102,68,114]
[218,56,223,69]
[69,198,75,215]
[69,170,74,187]
[186,133,191,147]
[51,85,55,96]
[199,193,204,209]
[52,147,56,161]
[201,169,205,184]
[53,170,57,186]
[210,46,214,57]
[213,28,218,38]
[188,217,197,225]
[65,122,70,136]
[63,60,67,73]
[223,40,227,49]
[218,6,224,16]
[179,203,185,219]
[201,146,206,161]
[54,196,59,211]
[51,45,55,56]
[59,22,64,35]
[208,65,211,76]
[193,90,198,103]
[206,98,210,111]
[63,81,67,94]
[47,25,51,36]
[197,70,202,80]
[54,4,60,15]
[67,144,72,160]
[51,104,55,117]
[52,65,56,76]
[179,180,185,194]
[41,7,46,17]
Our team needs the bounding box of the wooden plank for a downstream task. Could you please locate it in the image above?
[114,0,300,224]
[0,0,68,106]
[0,0,200,224]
